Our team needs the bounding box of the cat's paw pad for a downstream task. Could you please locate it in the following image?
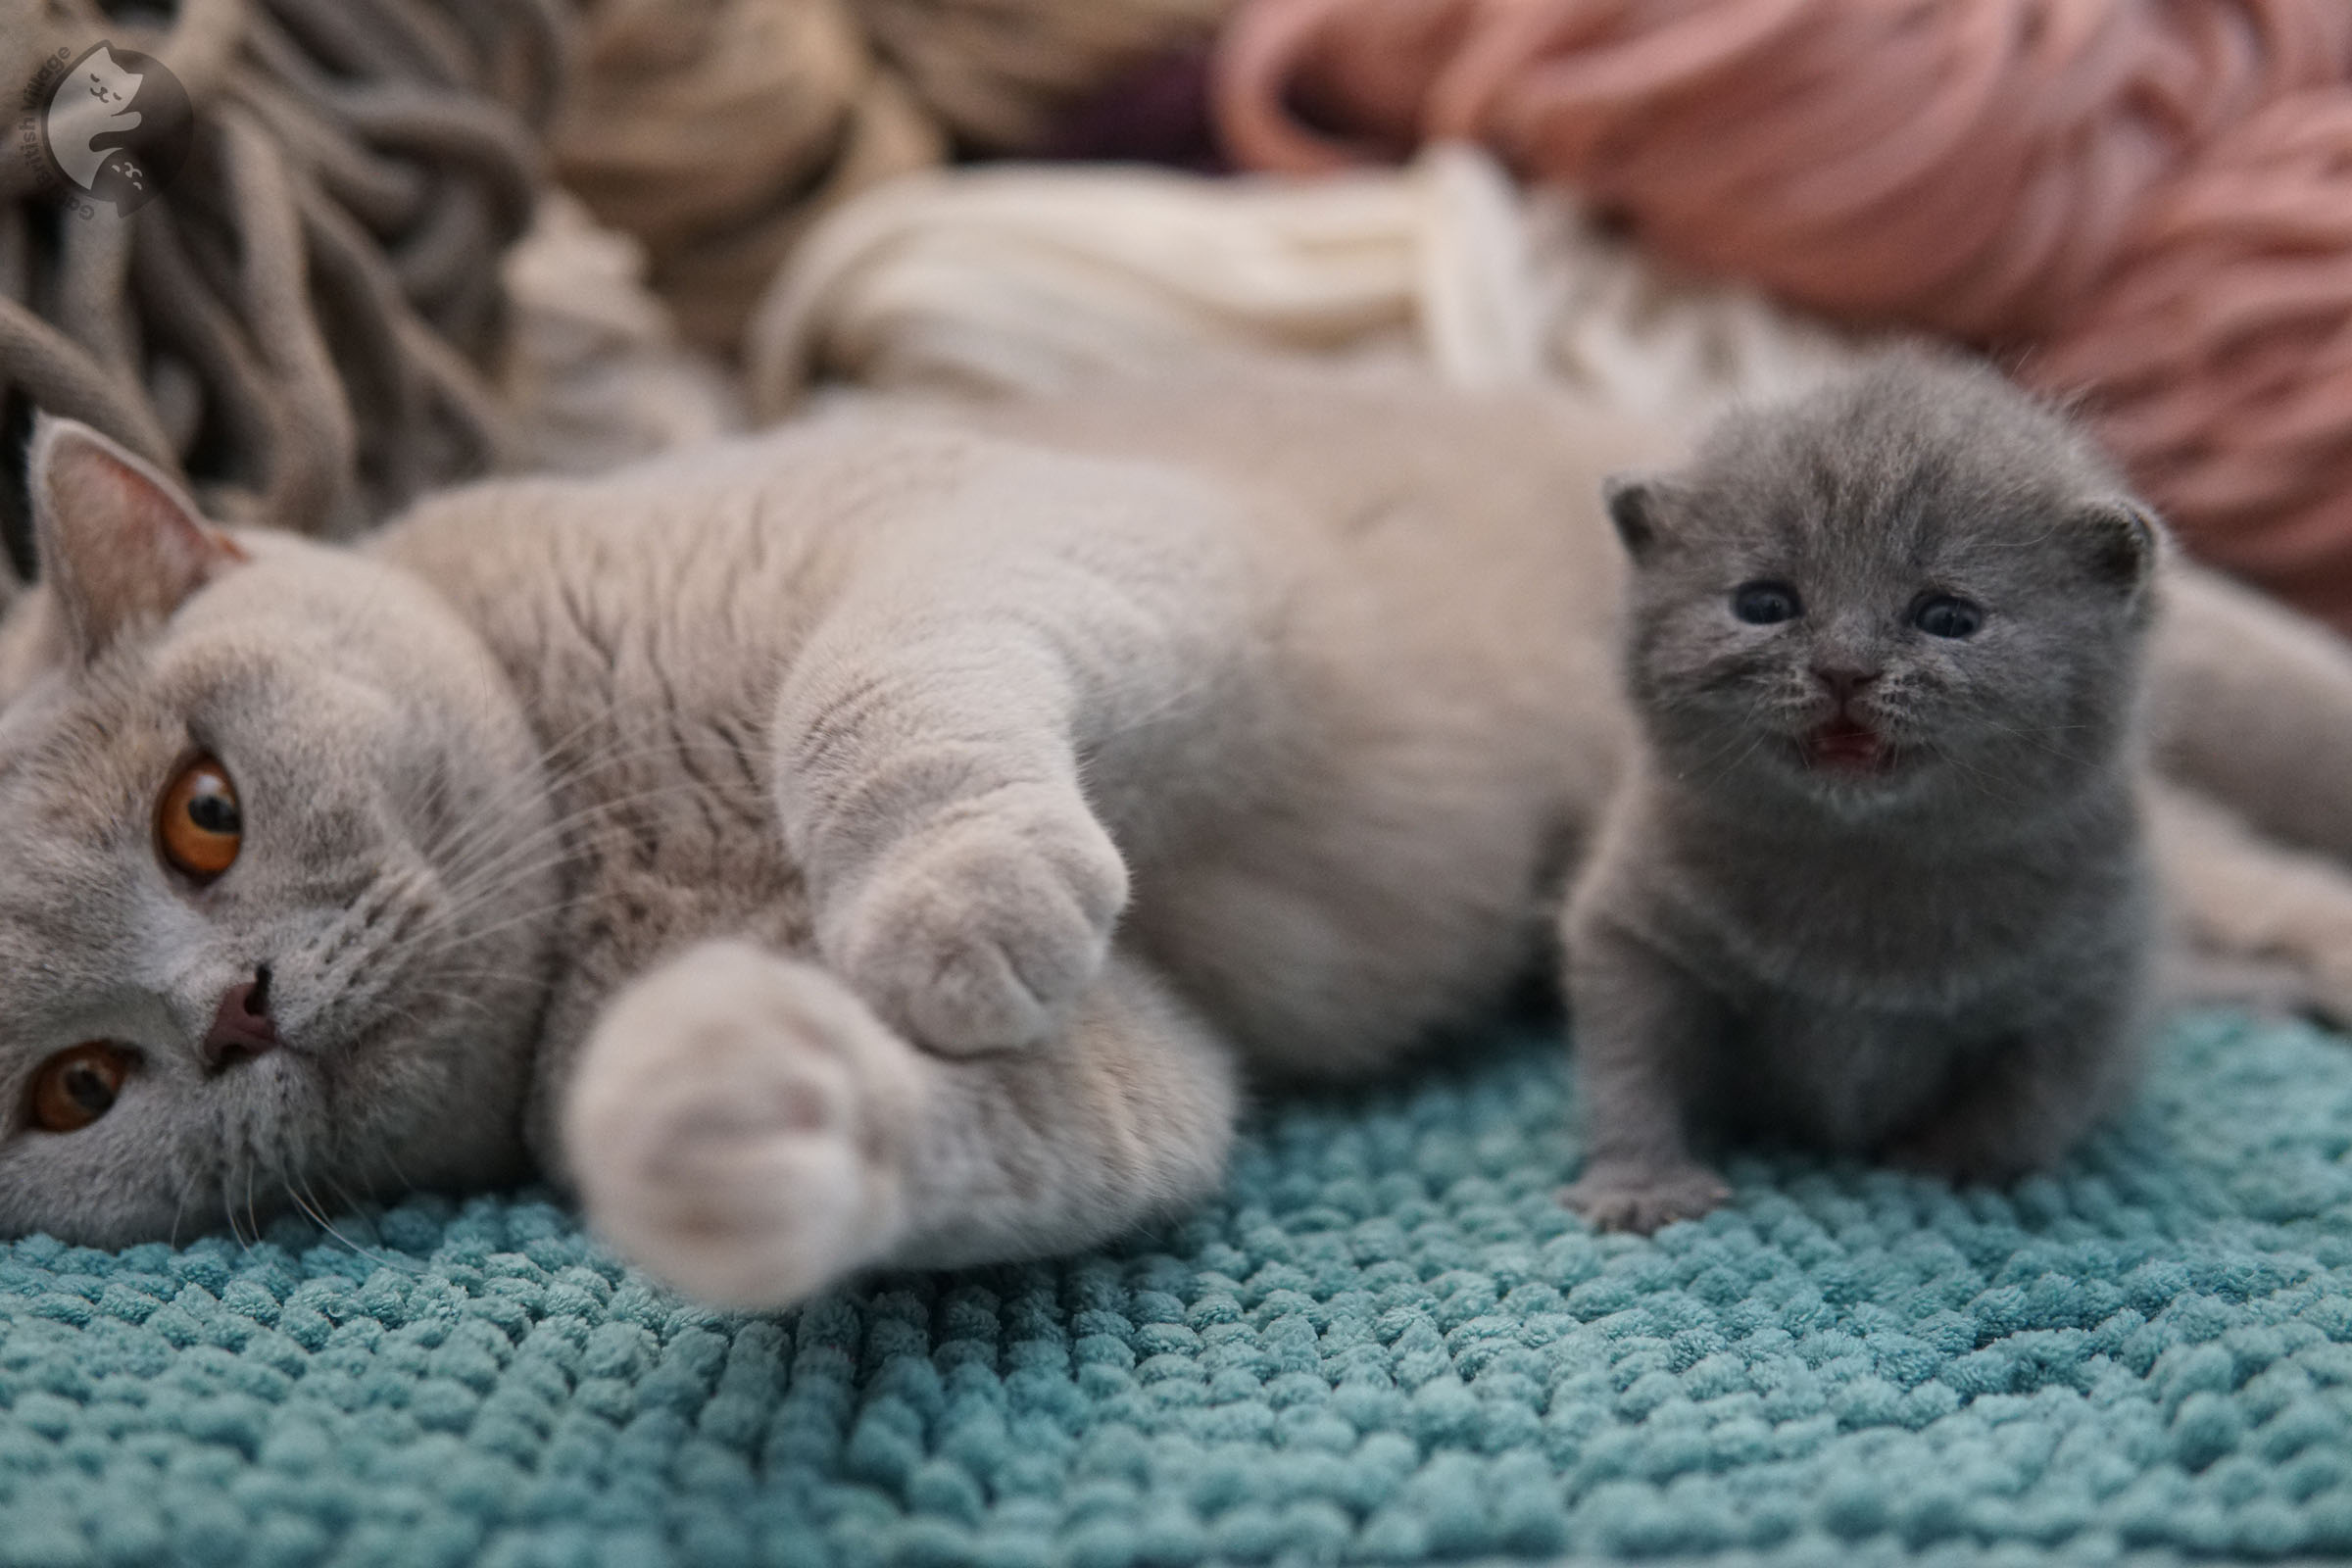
[830,804,1127,1055]
[564,942,917,1308]
[1559,1162,1730,1234]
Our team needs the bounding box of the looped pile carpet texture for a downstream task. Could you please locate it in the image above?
[7,1009,2352,1565]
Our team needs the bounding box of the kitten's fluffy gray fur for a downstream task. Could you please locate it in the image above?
[10,362,2352,1303]
[1561,358,2160,1233]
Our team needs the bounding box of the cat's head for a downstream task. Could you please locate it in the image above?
[0,418,559,1247]
[1604,355,2162,821]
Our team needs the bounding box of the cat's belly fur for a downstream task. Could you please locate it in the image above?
[377,374,1668,1153]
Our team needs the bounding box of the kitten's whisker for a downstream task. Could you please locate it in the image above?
[1701,732,1769,792]
[1674,714,1772,787]
[1963,713,2102,770]
[1920,737,2021,808]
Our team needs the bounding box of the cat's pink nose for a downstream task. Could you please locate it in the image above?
[201,972,278,1070]
[1814,665,1881,704]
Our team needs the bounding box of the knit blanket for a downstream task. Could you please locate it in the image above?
[5,1010,2351,1566]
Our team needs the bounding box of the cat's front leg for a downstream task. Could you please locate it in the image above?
[773,483,1266,1056]
[564,941,1238,1307]
[808,764,1131,1060]
[775,615,1132,1060]
[1559,905,1732,1235]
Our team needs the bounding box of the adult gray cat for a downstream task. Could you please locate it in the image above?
[1561,358,2159,1234]
[10,364,2352,1305]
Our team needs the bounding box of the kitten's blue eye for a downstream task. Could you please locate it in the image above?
[1914,595,1984,639]
[1732,581,1801,625]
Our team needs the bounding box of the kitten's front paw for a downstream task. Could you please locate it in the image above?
[1560,1161,1730,1234]
[828,801,1128,1055]
[564,941,920,1308]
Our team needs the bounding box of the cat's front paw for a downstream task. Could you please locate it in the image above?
[1560,1160,1730,1234]
[827,801,1128,1055]
[564,941,920,1308]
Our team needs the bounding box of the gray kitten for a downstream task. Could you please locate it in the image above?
[1561,357,2162,1233]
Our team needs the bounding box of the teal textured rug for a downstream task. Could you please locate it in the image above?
[6,1011,2352,1567]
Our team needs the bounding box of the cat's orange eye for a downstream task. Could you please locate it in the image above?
[157,756,241,881]
[27,1043,131,1133]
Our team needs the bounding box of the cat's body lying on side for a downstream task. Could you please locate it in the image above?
[6,364,2352,1305]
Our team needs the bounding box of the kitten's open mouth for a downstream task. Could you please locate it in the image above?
[1803,717,1897,775]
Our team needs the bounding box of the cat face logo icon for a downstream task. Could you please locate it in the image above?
[36,42,192,216]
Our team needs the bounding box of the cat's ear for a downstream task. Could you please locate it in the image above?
[1603,474,1671,563]
[2073,499,2161,599]
[26,416,245,662]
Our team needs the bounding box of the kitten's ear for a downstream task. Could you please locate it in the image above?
[1604,474,1669,562]
[2073,499,2162,598]
[26,416,245,662]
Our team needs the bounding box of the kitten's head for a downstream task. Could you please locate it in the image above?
[0,418,559,1247]
[1604,354,2162,821]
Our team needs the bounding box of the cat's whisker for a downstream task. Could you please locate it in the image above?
[412,732,675,877]
[348,1127,417,1206]
[244,1145,266,1250]
[317,1175,379,1240]
[1961,712,2103,770]
[288,1173,412,1273]
[219,1176,253,1254]
[395,771,807,964]
[1671,712,1772,786]
[428,773,750,903]
[1921,736,2031,808]
[395,712,704,877]
[1699,731,1769,792]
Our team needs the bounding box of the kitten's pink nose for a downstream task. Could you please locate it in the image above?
[1814,665,1881,705]
[201,970,278,1070]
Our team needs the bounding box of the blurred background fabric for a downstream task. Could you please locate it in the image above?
[746,145,1887,427]
[547,0,1238,350]
[1207,0,2352,629]
[0,0,563,554]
